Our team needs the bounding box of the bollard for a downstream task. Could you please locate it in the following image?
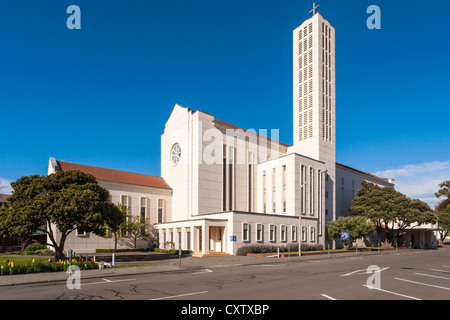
[112,253,115,267]
[179,249,182,270]
[277,248,280,258]
[68,249,72,269]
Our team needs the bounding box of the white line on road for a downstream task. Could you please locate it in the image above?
[341,269,363,277]
[209,264,242,268]
[150,291,209,300]
[363,285,421,300]
[321,294,337,300]
[341,267,389,277]
[395,278,450,291]
[442,266,450,268]
[192,268,213,274]
[430,269,450,274]
[415,273,450,280]
[81,278,136,286]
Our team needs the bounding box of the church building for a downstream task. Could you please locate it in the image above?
[47,10,410,255]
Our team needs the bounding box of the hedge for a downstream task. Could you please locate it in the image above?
[236,243,324,256]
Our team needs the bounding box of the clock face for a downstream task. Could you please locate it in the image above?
[171,143,181,165]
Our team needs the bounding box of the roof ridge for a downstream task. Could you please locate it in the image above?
[56,160,172,190]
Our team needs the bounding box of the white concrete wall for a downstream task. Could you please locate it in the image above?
[335,164,394,218]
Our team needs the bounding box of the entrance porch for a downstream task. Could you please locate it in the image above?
[156,218,229,256]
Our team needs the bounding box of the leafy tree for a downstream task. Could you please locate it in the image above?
[0,171,124,260]
[435,186,450,244]
[351,181,437,246]
[104,203,128,249]
[327,216,375,249]
[435,180,450,199]
[120,215,154,249]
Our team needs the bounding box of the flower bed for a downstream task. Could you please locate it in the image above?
[0,257,98,276]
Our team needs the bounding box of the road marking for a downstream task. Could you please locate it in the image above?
[192,268,213,274]
[395,278,450,291]
[430,269,450,274]
[209,264,242,268]
[81,278,136,286]
[259,264,285,267]
[321,294,337,300]
[415,273,450,280]
[341,267,389,277]
[150,290,209,300]
[341,269,363,277]
[363,285,421,300]
[442,266,450,268]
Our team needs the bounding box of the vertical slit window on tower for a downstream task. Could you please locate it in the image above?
[229,161,233,211]
[282,165,286,213]
[222,145,227,211]
[263,171,267,213]
[300,164,305,214]
[248,165,252,212]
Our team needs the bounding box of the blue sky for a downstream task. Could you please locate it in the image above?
[1,0,449,207]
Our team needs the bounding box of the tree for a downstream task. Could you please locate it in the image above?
[104,203,128,249]
[351,180,437,246]
[435,202,450,244]
[1,171,124,260]
[435,180,450,199]
[120,215,154,249]
[327,216,375,249]
[435,181,450,244]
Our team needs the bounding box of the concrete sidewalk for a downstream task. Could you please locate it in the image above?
[0,248,415,287]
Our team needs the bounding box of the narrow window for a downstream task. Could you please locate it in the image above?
[270,225,276,242]
[243,223,249,242]
[281,225,286,242]
[310,226,315,242]
[257,224,263,242]
[158,199,164,223]
[292,226,297,242]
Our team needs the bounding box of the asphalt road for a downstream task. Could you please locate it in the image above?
[1,248,450,302]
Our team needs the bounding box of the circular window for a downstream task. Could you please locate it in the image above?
[171,143,181,166]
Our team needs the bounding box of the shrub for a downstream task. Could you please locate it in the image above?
[25,243,47,252]
[236,243,324,256]
[95,248,153,253]
[23,243,54,255]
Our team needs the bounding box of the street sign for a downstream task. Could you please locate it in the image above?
[230,235,236,242]
[340,231,350,241]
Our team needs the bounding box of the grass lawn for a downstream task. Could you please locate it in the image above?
[0,256,50,266]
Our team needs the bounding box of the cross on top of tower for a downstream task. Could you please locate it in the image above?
[309,2,320,16]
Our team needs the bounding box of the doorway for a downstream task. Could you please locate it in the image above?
[209,226,224,252]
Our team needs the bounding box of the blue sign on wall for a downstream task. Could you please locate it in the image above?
[230,235,237,242]
[340,231,350,241]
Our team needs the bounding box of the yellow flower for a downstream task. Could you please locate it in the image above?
[32,259,35,264]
